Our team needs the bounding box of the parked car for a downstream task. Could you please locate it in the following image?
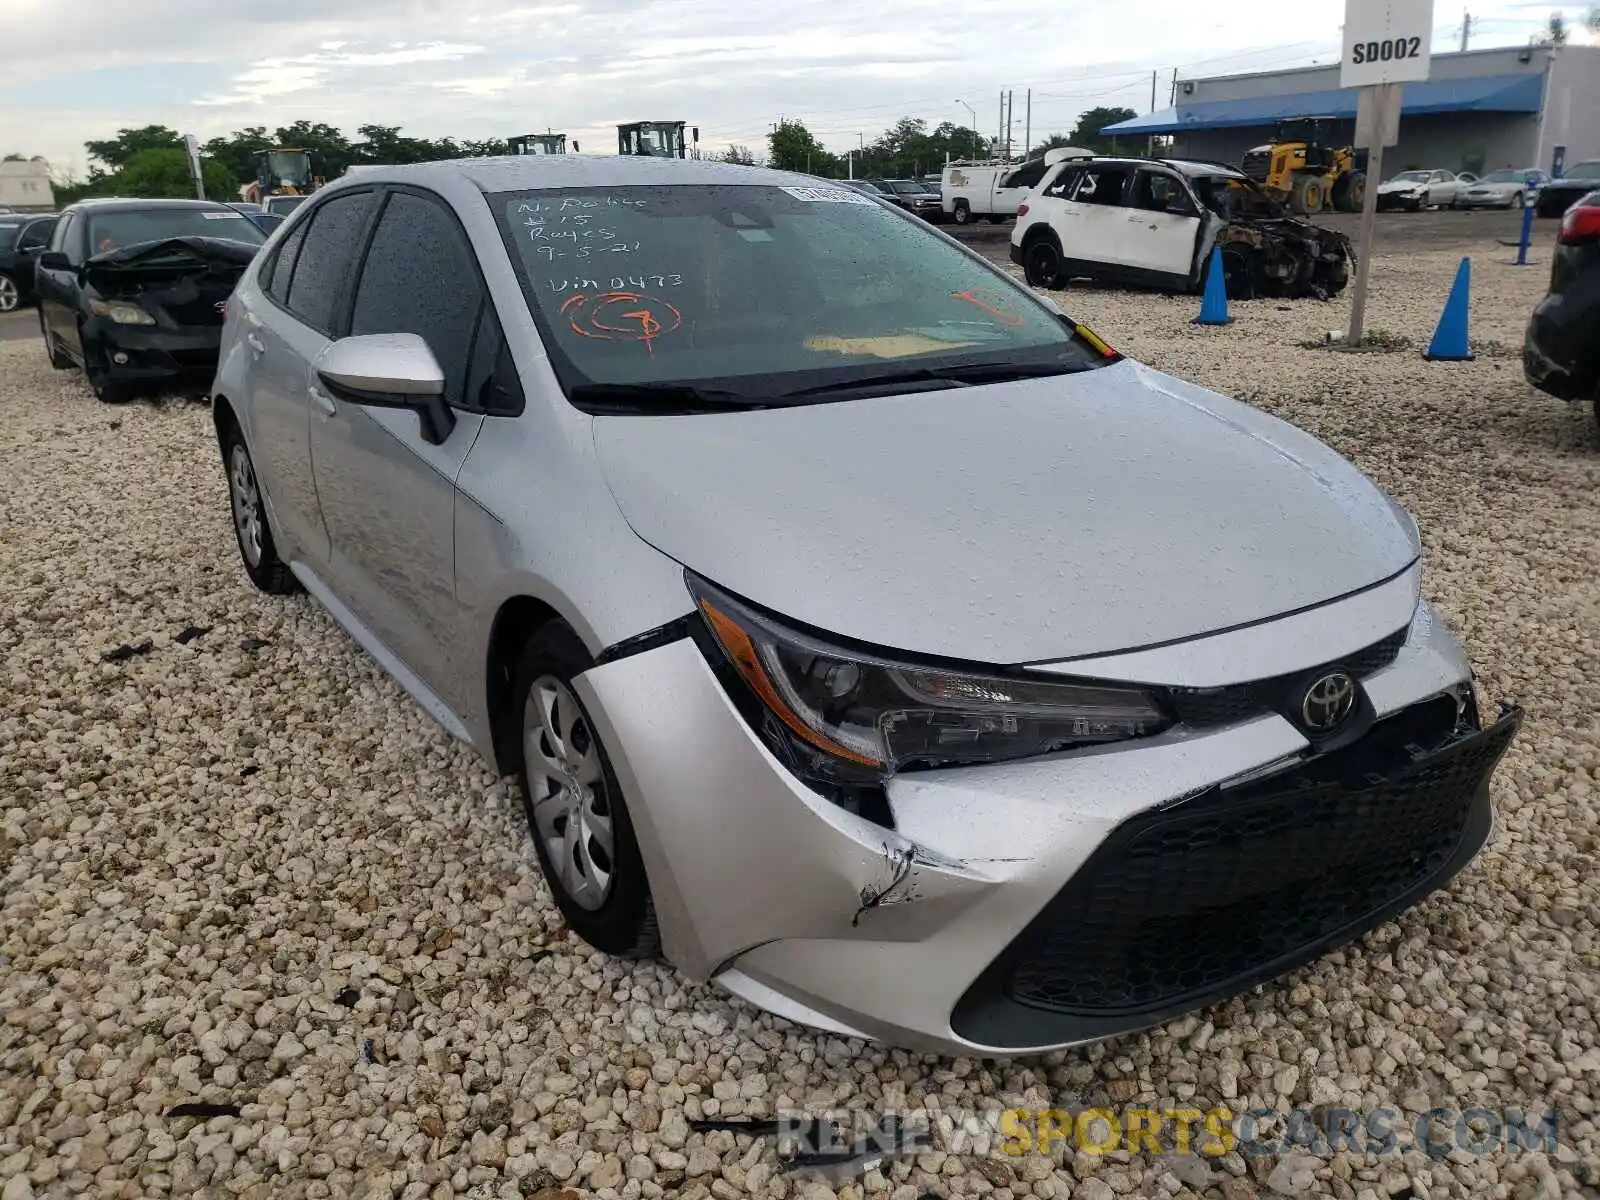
[869,178,944,221]
[264,194,309,218]
[837,179,895,201]
[942,148,1092,225]
[1375,169,1468,211]
[1013,155,1352,299]
[211,157,1519,1056]
[35,197,266,403]
[0,213,57,312]
[1534,161,1600,218]
[1460,168,1548,209]
[1524,190,1600,429]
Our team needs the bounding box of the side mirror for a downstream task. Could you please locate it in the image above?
[36,251,71,271]
[314,333,457,445]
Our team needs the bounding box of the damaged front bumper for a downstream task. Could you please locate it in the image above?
[574,597,1516,1057]
[1215,218,1352,300]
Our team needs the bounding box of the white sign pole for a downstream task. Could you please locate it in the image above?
[183,134,206,201]
[1346,83,1401,346]
[1340,0,1434,346]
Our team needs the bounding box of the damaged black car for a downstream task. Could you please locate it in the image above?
[1012,156,1352,301]
[36,199,266,403]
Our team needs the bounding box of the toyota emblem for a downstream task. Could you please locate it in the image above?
[1302,672,1356,732]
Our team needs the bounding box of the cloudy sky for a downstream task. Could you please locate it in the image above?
[0,0,1588,175]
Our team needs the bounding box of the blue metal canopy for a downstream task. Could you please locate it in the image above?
[1103,73,1544,136]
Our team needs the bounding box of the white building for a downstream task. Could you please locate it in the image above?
[0,159,55,213]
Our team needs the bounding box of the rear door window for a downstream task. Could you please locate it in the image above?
[263,220,310,303]
[284,190,378,334]
[18,219,56,250]
[1071,167,1132,206]
[349,191,486,409]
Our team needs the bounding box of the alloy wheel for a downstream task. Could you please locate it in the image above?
[523,676,614,911]
[228,443,264,567]
[0,274,18,313]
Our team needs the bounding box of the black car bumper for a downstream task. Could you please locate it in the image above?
[952,699,1521,1049]
[1376,193,1419,211]
[85,318,223,385]
[1524,274,1599,402]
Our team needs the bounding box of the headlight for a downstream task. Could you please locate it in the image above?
[89,299,155,326]
[688,575,1171,787]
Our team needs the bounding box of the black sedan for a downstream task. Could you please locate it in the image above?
[35,198,265,403]
[1524,190,1600,429]
[0,214,57,313]
[1534,161,1600,219]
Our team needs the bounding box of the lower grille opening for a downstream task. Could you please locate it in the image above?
[953,704,1519,1041]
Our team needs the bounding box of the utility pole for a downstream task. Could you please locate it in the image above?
[998,90,1005,160]
[1005,90,1014,160]
[1024,89,1031,160]
[1149,70,1158,156]
[1459,9,1473,50]
[1170,68,1178,105]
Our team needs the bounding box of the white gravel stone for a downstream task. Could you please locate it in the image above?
[1,236,1596,1200]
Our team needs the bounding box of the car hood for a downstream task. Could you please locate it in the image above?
[593,360,1418,664]
[1378,180,1424,192]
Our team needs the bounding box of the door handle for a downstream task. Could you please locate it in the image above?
[246,333,266,354]
[308,385,337,417]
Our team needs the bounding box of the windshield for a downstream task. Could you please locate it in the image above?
[1565,162,1600,180]
[1391,172,1430,183]
[1192,174,1277,218]
[265,195,307,214]
[86,208,266,255]
[1480,170,1523,184]
[495,183,1109,406]
[885,180,924,195]
[266,151,310,186]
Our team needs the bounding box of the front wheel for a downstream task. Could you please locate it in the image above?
[0,272,19,314]
[221,422,300,594]
[513,621,659,958]
[1511,192,1525,209]
[1023,238,1066,290]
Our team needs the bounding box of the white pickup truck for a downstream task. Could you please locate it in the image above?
[942,146,1093,225]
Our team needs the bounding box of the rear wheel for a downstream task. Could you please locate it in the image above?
[0,272,18,314]
[221,422,299,594]
[1511,192,1525,209]
[952,200,974,225]
[1023,237,1066,290]
[512,621,659,958]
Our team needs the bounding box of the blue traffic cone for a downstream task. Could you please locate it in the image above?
[1423,257,1474,361]
[1193,245,1232,325]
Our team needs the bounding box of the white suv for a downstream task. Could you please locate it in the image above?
[1009,156,1352,300]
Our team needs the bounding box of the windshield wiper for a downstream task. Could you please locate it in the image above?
[568,382,782,415]
[782,360,1090,399]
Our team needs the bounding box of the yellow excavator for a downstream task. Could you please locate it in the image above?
[242,148,319,205]
[1241,118,1366,215]
[617,121,699,158]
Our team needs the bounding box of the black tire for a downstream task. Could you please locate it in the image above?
[1023,236,1066,290]
[952,200,973,225]
[0,272,19,314]
[219,420,300,594]
[40,312,72,369]
[82,341,132,405]
[1511,192,1525,210]
[511,621,660,958]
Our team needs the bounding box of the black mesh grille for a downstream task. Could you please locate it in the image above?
[1241,150,1272,181]
[998,712,1518,1017]
[1164,626,1408,728]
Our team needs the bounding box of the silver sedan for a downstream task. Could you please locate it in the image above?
[210,155,1520,1056]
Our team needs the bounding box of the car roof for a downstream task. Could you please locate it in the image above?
[1046,155,1246,180]
[328,155,824,195]
[62,197,241,214]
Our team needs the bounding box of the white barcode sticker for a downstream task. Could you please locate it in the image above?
[781,185,875,205]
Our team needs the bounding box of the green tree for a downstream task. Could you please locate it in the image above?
[84,125,183,173]
[1066,106,1139,155]
[1533,13,1568,44]
[202,126,272,186]
[272,121,356,179]
[87,147,235,200]
[722,144,757,165]
[3,153,28,162]
[768,119,838,175]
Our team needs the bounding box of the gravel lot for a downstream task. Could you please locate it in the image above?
[1,238,1597,1200]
